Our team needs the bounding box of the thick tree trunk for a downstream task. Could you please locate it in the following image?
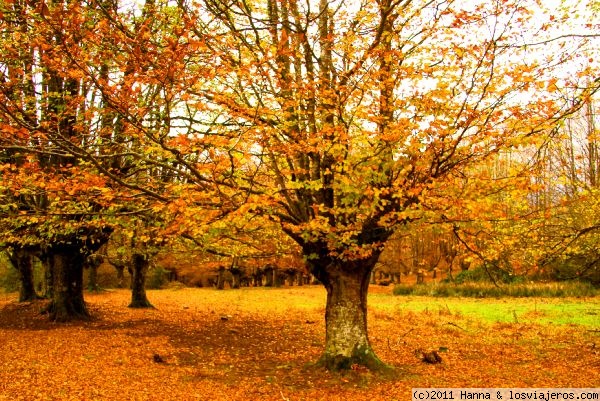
[129,254,153,308]
[273,270,282,287]
[47,244,89,322]
[231,269,241,289]
[308,254,391,372]
[287,271,296,286]
[18,255,37,302]
[9,248,39,302]
[317,267,386,371]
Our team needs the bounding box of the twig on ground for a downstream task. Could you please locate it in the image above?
[445,322,467,331]
[388,328,416,350]
[400,328,416,338]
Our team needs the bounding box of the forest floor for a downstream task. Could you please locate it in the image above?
[0,286,598,400]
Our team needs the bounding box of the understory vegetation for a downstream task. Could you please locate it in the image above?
[393,267,599,298]
[393,281,599,298]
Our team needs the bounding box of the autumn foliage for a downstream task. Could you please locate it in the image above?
[0,0,599,372]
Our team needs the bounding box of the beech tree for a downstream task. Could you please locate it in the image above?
[172,0,598,370]
[0,0,136,320]
[0,0,272,317]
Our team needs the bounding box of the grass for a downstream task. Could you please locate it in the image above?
[388,280,599,326]
[373,295,600,326]
[165,284,600,326]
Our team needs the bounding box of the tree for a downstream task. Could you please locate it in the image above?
[172,0,598,370]
[5,246,40,302]
[0,0,126,320]
[528,93,600,283]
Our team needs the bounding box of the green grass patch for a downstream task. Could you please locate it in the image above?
[370,293,600,326]
[392,281,599,298]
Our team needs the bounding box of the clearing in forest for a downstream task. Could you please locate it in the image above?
[0,286,598,400]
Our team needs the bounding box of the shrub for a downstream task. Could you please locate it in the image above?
[393,281,598,298]
[453,265,523,285]
[544,255,600,286]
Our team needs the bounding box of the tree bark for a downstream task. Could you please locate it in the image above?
[264,266,274,287]
[273,270,282,287]
[287,270,296,286]
[231,268,241,289]
[253,270,263,286]
[86,254,102,292]
[315,264,388,371]
[129,254,153,308]
[115,265,126,288]
[46,244,89,322]
[216,267,225,290]
[296,272,304,286]
[8,248,39,302]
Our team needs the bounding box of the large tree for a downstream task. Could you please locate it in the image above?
[173,0,598,370]
[0,0,132,320]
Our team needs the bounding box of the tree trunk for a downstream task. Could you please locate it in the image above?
[47,244,89,322]
[9,248,39,302]
[264,266,274,287]
[39,250,52,299]
[129,254,153,308]
[231,269,241,289]
[253,271,262,286]
[86,254,102,292]
[287,271,296,286]
[216,267,225,290]
[416,270,425,284]
[314,261,390,372]
[273,270,282,287]
[115,265,125,288]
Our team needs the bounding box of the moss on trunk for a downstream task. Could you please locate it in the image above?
[317,266,389,371]
[306,247,393,373]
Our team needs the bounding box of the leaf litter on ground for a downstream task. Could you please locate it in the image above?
[0,286,598,400]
